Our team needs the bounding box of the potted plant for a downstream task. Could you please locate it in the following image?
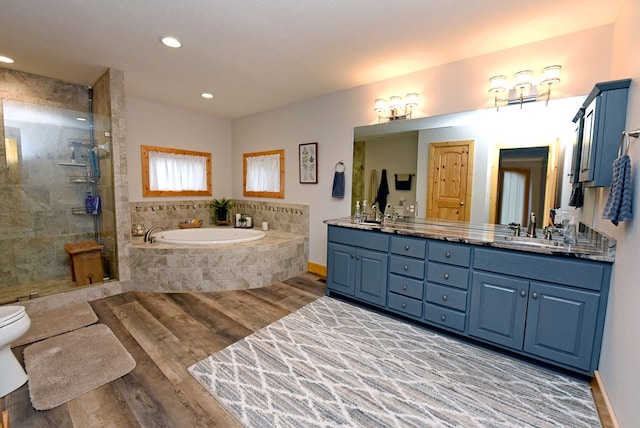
[211,197,234,225]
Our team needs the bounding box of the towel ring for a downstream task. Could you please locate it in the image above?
[335,161,345,173]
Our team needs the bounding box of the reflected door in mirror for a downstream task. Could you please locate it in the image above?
[427,140,473,221]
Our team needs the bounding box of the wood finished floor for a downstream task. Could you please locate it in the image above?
[3,272,326,427]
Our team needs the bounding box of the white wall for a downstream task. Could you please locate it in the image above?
[126,96,233,202]
[231,27,614,266]
[593,1,640,426]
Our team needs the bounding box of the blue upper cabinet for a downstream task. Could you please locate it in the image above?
[574,79,631,187]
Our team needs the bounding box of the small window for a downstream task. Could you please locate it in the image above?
[141,145,212,197]
[243,149,285,199]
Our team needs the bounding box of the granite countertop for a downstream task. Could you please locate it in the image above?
[324,217,615,263]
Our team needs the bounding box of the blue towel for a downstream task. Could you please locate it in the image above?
[603,155,633,226]
[332,171,345,198]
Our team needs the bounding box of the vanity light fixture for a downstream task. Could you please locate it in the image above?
[0,55,15,64]
[201,92,214,99]
[374,93,418,122]
[161,36,182,48]
[489,65,561,110]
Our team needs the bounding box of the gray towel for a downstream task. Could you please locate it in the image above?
[602,155,632,226]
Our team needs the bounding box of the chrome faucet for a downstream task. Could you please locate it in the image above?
[144,225,165,242]
[527,212,537,238]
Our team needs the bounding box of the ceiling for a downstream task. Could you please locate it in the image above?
[0,0,624,119]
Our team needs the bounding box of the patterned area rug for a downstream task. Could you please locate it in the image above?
[24,324,136,410]
[189,297,600,427]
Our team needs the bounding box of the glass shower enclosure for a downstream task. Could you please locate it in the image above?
[0,99,115,304]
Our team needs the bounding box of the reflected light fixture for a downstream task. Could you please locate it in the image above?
[161,36,182,48]
[0,55,14,64]
[489,65,561,110]
[201,92,214,99]
[373,93,418,122]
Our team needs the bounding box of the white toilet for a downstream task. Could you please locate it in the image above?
[0,305,31,397]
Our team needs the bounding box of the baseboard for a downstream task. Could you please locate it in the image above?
[307,262,326,278]
[590,370,619,428]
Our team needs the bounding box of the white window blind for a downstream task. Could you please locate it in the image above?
[246,154,280,192]
[148,150,207,191]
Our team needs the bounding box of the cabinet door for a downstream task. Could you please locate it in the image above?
[524,282,599,371]
[469,272,529,350]
[355,248,388,307]
[327,243,355,296]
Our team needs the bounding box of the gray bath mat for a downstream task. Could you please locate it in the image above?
[12,302,98,347]
[24,324,136,410]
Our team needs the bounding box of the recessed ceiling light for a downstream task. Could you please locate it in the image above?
[0,55,15,64]
[161,36,182,48]
[201,93,214,99]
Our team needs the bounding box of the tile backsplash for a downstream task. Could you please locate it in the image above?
[129,199,309,237]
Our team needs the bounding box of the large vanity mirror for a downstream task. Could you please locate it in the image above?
[353,96,584,225]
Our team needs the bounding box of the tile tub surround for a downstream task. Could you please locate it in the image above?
[324,217,615,262]
[129,230,307,292]
[130,200,309,237]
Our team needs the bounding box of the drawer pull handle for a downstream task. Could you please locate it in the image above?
[441,315,446,321]
[532,292,539,299]
[356,256,360,260]
[403,265,409,271]
[401,303,407,309]
[520,290,526,297]
[445,252,451,258]
[443,273,449,280]
[402,284,408,290]
[404,245,410,250]
[351,254,355,259]
[442,295,448,301]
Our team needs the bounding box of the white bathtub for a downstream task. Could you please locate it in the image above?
[153,227,265,245]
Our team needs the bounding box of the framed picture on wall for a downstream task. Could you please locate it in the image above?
[299,142,318,184]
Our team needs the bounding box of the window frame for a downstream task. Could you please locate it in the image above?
[141,145,212,197]
[243,149,285,199]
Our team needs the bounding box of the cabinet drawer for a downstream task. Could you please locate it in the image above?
[390,236,426,259]
[473,248,606,291]
[424,303,466,332]
[388,293,423,318]
[389,274,424,299]
[427,262,469,289]
[428,242,471,267]
[328,226,389,252]
[426,283,467,311]
[390,255,425,280]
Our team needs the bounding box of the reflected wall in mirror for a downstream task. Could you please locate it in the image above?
[353,96,583,225]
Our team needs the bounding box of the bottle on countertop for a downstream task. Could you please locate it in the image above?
[354,201,361,223]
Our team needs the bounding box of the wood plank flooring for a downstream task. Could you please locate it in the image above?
[3,272,326,427]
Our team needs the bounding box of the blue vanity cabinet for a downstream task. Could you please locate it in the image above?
[424,242,471,332]
[327,226,389,307]
[470,247,610,373]
[574,78,631,187]
[387,236,427,319]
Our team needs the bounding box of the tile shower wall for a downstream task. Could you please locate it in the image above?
[130,200,309,237]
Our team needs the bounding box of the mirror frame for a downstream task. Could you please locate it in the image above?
[141,145,212,197]
[243,149,285,199]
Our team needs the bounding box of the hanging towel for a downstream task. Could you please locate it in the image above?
[568,183,583,208]
[395,174,412,191]
[603,155,633,225]
[332,162,345,198]
[374,169,389,210]
[369,169,378,205]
